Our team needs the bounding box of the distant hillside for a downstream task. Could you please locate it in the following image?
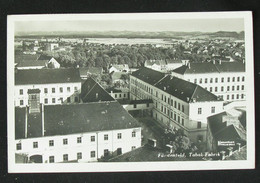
[15,31,244,40]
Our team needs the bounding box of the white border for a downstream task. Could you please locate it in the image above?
[7,12,255,173]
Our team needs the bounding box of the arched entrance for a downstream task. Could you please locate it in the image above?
[29,154,43,163]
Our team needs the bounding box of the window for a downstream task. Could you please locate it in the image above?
[170,99,173,106]
[49,156,54,163]
[232,94,234,99]
[168,98,170,104]
[227,95,230,100]
[237,94,239,99]
[133,104,137,108]
[67,97,71,103]
[198,108,202,114]
[164,96,166,102]
[16,143,21,150]
[232,77,235,82]
[178,116,180,123]
[52,98,55,103]
[67,87,70,92]
[237,86,240,90]
[232,86,235,91]
[104,134,108,140]
[77,137,82,143]
[115,94,117,98]
[181,118,184,126]
[132,131,136,137]
[161,94,163,100]
[63,154,68,161]
[241,94,244,99]
[242,85,244,90]
[117,133,122,139]
[211,107,215,113]
[74,86,78,91]
[197,135,203,142]
[52,88,55,93]
[174,113,176,120]
[227,86,230,91]
[194,79,197,84]
[75,97,79,103]
[146,103,149,107]
[197,122,202,129]
[124,94,126,97]
[237,77,240,82]
[19,89,23,95]
[31,95,36,99]
[215,87,218,92]
[205,78,207,83]
[20,100,23,106]
[210,78,213,83]
[242,76,245,81]
[91,136,95,142]
[174,101,177,108]
[44,88,48,93]
[33,142,38,148]
[210,87,212,92]
[49,140,54,147]
[221,86,224,91]
[215,78,218,83]
[119,94,122,98]
[77,152,82,160]
[63,138,68,145]
[104,149,109,156]
[178,103,180,110]
[199,78,202,84]
[227,77,230,82]
[132,146,136,150]
[44,98,48,104]
[60,87,63,93]
[182,105,184,112]
[170,111,173,118]
[161,105,163,112]
[221,77,224,82]
[91,151,95,158]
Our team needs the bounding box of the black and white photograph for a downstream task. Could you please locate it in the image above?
[7,12,255,173]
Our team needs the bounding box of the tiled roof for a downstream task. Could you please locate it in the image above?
[131,67,165,85]
[15,68,81,85]
[172,62,245,74]
[16,59,47,68]
[15,101,141,139]
[81,77,115,103]
[155,75,219,103]
[207,112,246,142]
[37,55,53,61]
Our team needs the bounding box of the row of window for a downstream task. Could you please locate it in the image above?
[19,96,79,106]
[158,107,185,126]
[19,86,78,95]
[114,93,127,99]
[206,85,245,93]
[16,132,136,150]
[190,76,245,84]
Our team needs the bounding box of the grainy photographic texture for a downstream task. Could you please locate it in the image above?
[7,12,255,173]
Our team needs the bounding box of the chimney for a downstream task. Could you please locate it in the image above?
[213,60,215,64]
[188,62,191,69]
[148,138,157,147]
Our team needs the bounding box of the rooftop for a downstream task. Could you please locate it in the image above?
[15,68,81,85]
[79,67,103,76]
[81,77,115,103]
[15,101,141,139]
[131,67,165,85]
[15,53,40,64]
[155,75,220,103]
[172,62,245,75]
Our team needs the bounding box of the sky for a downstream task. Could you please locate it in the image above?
[15,18,244,33]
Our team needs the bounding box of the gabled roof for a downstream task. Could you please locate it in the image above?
[81,77,115,103]
[16,59,47,68]
[37,55,53,61]
[110,64,129,70]
[172,62,245,74]
[15,53,40,64]
[15,101,141,139]
[155,75,219,103]
[131,67,165,85]
[15,68,81,85]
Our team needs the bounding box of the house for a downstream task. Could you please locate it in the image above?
[110,71,126,85]
[165,59,183,71]
[79,67,103,80]
[15,68,81,107]
[206,110,246,152]
[130,67,224,142]
[106,87,130,100]
[109,64,129,73]
[171,61,246,102]
[144,60,166,72]
[37,55,60,69]
[14,101,142,163]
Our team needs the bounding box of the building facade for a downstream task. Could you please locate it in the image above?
[171,61,246,102]
[130,67,224,142]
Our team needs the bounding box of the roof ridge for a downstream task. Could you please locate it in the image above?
[154,74,167,86]
[83,79,98,99]
[190,85,198,101]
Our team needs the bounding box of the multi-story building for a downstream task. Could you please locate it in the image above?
[130,67,224,142]
[171,61,246,102]
[15,101,142,163]
[15,68,81,107]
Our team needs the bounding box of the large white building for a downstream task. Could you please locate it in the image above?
[15,101,141,163]
[171,61,246,102]
[15,68,82,107]
[130,67,224,142]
